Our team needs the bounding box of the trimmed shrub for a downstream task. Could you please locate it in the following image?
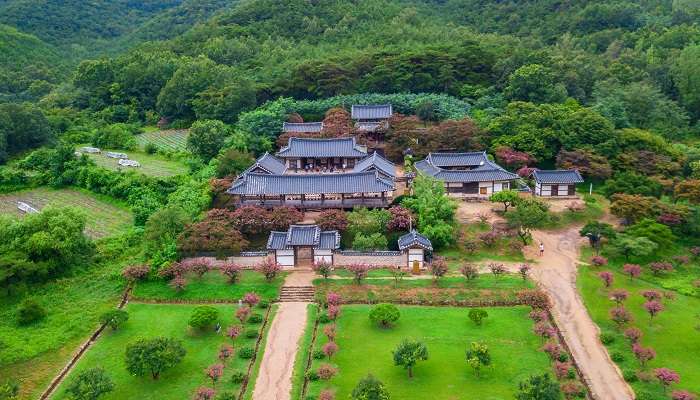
[17,300,46,325]
[230,371,246,384]
[599,332,615,345]
[188,306,219,330]
[248,313,263,324]
[238,347,255,359]
[369,304,401,328]
[245,329,259,339]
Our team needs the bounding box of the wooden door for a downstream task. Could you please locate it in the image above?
[551,185,559,196]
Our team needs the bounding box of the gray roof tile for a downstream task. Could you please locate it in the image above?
[351,104,393,120]
[532,169,584,184]
[277,137,367,158]
[242,152,287,176]
[398,230,433,251]
[283,122,323,133]
[227,171,395,196]
[415,154,518,183]
[426,152,489,168]
[266,225,340,250]
[353,152,396,178]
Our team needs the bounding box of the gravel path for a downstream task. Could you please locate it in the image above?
[252,272,313,400]
[529,228,634,400]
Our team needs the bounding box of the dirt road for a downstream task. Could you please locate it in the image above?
[529,228,634,400]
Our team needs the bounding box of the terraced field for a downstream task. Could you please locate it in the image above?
[135,129,189,152]
[0,187,133,238]
[82,149,189,177]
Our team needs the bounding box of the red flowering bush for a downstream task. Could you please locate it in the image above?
[326,292,342,306]
[542,341,561,360]
[598,271,614,287]
[591,256,608,267]
[622,264,641,280]
[255,257,282,282]
[649,262,674,276]
[122,264,150,282]
[624,327,642,344]
[322,342,338,359]
[220,263,242,284]
[317,363,338,380]
[315,209,349,231]
[610,306,633,328]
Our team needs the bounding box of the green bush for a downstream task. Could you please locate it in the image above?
[610,351,625,362]
[92,123,138,150]
[369,303,401,328]
[622,369,638,383]
[468,309,488,326]
[99,310,129,330]
[144,143,158,154]
[245,329,259,339]
[217,391,237,400]
[305,370,319,381]
[557,353,569,362]
[188,306,219,330]
[230,371,247,384]
[258,300,269,309]
[352,232,389,251]
[313,349,325,359]
[318,313,331,324]
[248,313,263,324]
[17,300,46,326]
[599,332,615,345]
[238,347,255,359]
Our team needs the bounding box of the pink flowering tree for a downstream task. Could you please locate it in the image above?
[317,363,338,380]
[326,292,342,306]
[610,289,629,305]
[327,304,341,321]
[644,300,664,323]
[633,343,656,367]
[170,276,187,292]
[624,327,642,344]
[622,264,641,281]
[323,341,339,360]
[193,387,215,400]
[122,265,150,283]
[347,263,370,284]
[591,256,608,267]
[533,322,556,341]
[323,324,337,341]
[672,390,697,400]
[642,290,662,301]
[387,206,413,232]
[205,364,224,387]
[489,262,506,278]
[609,306,633,329]
[226,325,242,345]
[236,306,251,324]
[518,264,531,281]
[553,361,572,380]
[430,257,449,283]
[218,344,233,364]
[598,271,614,288]
[313,260,333,280]
[649,261,674,276]
[319,389,335,400]
[541,341,561,360]
[654,368,680,392]
[220,263,242,284]
[529,310,547,323]
[242,292,260,308]
[190,258,212,278]
[255,257,282,282]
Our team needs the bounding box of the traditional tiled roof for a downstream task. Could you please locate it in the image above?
[241,152,287,176]
[532,169,584,184]
[351,104,393,120]
[282,122,323,133]
[415,153,518,183]
[426,152,489,168]
[227,171,395,196]
[266,225,340,250]
[353,152,396,178]
[398,230,433,251]
[277,137,367,158]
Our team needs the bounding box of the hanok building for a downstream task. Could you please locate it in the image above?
[415,152,518,198]
[241,152,287,176]
[398,230,433,270]
[531,169,583,197]
[282,122,324,134]
[276,137,368,171]
[226,170,395,209]
[351,104,393,133]
[267,225,340,268]
[352,152,397,180]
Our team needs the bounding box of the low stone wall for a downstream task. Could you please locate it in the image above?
[334,251,406,267]
[182,253,270,268]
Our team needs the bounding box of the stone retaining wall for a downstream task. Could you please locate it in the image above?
[333,252,407,267]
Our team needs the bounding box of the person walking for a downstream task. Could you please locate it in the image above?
[539,242,545,256]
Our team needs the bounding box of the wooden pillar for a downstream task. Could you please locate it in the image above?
[321,193,325,204]
[301,194,306,205]
[341,193,345,205]
[280,194,285,205]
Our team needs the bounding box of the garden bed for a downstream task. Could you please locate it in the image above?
[303,305,553,399]
[50,302,275,400]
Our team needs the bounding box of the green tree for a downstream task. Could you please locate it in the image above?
[351,374,390,400]
[92,123,137,150]
[193,78,257,123]
[144,206,191,257]
[579,222,616,253]
[187,119,230,161]
[505,198,550,244]
[392,340,428,378]
[65,368,114,400]
[402,175,456,249]
[672,44,700,120]
[215,149,255,178]
[0,102,53,163]
[489,190,520,212]
[465,342,491,376]
[516,374,561,400]
[99,310,129,330]
[626,219,675,249]
[0,380,19,400]
[468,309,488,326]
[504,64,567,104]
[188,306,219,330]
[352,232,388,251]
[369,304,401,328]
[609,234,657,261]
[125,337,186,380]
[603,173,662,198]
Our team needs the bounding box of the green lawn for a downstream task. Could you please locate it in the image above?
[441,222,528,266]
[291,304,318,400]
[52,303,275,400]
[81,147,188,177]
[132,270,286,302]
[135,129,189,152]
[0,187,133,238]
[579,265,700,397]
[305,305,552,400]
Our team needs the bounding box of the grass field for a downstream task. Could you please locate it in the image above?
[305,305,551,400]
[52,303,275,400]
[80,147,188,177]
[291,304,318,400]
[135,129,189,152]
[579,265,700,397]
[132,270,286,302]
[0,187,133,238]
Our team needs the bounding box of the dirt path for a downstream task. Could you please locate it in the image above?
[528,228,634,400]
[252,273,312,400]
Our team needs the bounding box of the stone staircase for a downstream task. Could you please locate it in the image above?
[278,286,315,302]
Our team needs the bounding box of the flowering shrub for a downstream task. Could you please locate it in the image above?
[322,342,339,359]
[170,276,186,292]
[220,263,242,284]
[459,264,478,280]
[193,387,216,400]
[553,360,571,379]
[313,261,333,280]
[242,293,260,308]
[529,310,548,323]
[327,305,340,320]
[624,327,642,344]
[654,368,680,391]
[609,306,633,328]
[226,325,242,343]
[610,289,629,304]
[205,364,224,386]
[641,290,662,301]
[319,389,335,400]
[672,390,697,400]
[323,324,336,341]
[542,341,561,360]
[326,292,342,306]
[489,262,506,277]
[632,344,656,366]
[236,306,251,324]
[644,300,664,321]
[534,322,556,340]
[517,290,551,310]
[255,258,282,282]
[347,263,370,284]
[317,363,338,380]
[430,257,448,282]
[649,262,674,276]
[590,255,608,266]
[218,344,233,363]
[622,264,641,280]
[560,381,585,399]
[598,271,614,288]
[122,265,150,282]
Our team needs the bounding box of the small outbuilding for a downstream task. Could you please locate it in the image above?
[531,170,583,197]
[398,230,433,270]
